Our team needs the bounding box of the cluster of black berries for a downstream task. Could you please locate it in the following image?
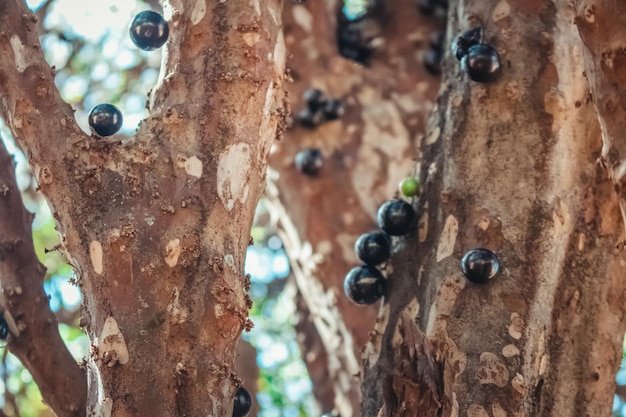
[295,147,324,176]
[337,13,379,65]
[452,27,501,83]
[88,11,169,138]
[296,88,345,129]
[423,31,444,76]
[344,199,417,305]
[233,387,252,417]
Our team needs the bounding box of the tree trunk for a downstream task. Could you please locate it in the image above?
[0,1,285,416]
[360,1,626,416]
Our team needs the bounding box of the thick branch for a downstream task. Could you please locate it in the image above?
[0,140,86,417]
[1,0,286,416]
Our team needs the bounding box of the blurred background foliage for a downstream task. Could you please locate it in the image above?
[1,0,626,416]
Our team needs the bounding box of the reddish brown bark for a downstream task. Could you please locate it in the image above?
[0,1,285,416]
[0,140,87,417]
[360,1,626,417]
[268,0,443,414]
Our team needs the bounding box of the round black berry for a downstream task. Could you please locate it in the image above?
[377,200,417,236]
[355,232,391,266]
[88,104,123,137]
[451,27,482,61]
[295,148,323,176]
[130,11,169,51]
[296,107,324,129]
[461,248,500,284]
[337,19,373,65]
[233,387,252,417]
[423,48,443,75]
[344,265,386,305]
[460,43,501,83]
[0,317,8,340]
[303,88,327,112]
[323,99,345,121]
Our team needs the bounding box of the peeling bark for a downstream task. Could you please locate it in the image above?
[362,1,626,417]
[0,1,285,416]
[0,139,87,417]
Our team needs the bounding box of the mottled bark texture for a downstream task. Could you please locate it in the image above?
[360,1,626,417]
[0,1,286,416]
[0,139,87,417]
[266,0,442,414]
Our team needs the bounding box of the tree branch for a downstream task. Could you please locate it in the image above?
[0,138,86,417]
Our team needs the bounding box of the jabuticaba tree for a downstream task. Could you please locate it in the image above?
[266,0,442,414]
[274,1,626,417]
[0,1,285,416]
[361,0,626,417]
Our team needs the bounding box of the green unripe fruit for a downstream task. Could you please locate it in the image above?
[399,177,420,197]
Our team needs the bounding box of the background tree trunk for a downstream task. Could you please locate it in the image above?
[267,0,442,414]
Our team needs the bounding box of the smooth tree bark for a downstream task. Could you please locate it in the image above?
[0,1,285,416]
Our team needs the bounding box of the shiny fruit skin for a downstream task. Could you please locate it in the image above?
[88,104,123,137]
[129,11,169,51]
[295,148,323,176]
[377,200,417,236]
[461,248,500,284]
[451,27,482,61]
[460,43,502,83]
[344,265,386,305]
[303,88,327,112]
[233,387,252,417]
[355,232,391,265]
[399,177,420,197]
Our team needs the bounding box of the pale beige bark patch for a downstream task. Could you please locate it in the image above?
[90,241,104,275]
